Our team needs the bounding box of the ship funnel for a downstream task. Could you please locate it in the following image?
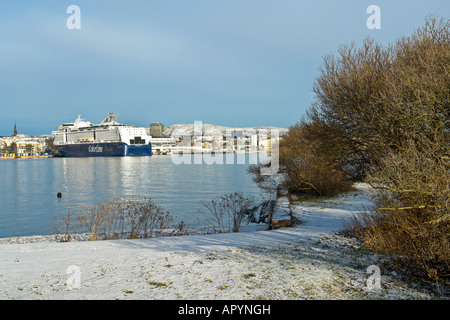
[101,113,118,125]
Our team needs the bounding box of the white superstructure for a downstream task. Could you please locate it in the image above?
[53,113,151,146]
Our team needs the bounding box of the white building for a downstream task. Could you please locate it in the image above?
[0,134,51,157]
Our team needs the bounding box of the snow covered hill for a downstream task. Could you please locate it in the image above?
[164,123,289,137]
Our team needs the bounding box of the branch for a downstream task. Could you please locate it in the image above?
[371,204,440,214]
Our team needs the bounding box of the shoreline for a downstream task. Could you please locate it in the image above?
[0,155,53,160]
[1,184,445,300]
[0,150,272,160]
[0,223,269,245]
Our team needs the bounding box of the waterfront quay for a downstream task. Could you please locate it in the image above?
[0,154,53,159]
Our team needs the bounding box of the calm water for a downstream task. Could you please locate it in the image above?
[0,155,262,238]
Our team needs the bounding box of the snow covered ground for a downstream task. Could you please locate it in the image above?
[0,184,443,300]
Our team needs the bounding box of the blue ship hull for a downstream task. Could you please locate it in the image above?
[56,142,152,157]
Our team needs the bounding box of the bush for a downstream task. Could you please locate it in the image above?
[308,16,449,180]
[54,198,174,241]
[279,122,354,197]
[200,192,256,233]
[346,140,450,284]
[285,16,449,285]
[342,17,450,284]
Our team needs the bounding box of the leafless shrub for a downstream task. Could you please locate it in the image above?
[53,210,72,242]
[247,163,281,229]
[347,141,450,284]
[342,16,450,285]
[279,122,354,197]
[200,192,256,233]
[307,16,449,180]
[54,198,175,241]
[286,15,449,286]
[172,220,192,236]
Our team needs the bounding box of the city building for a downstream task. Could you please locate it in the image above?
[0,123,53,158]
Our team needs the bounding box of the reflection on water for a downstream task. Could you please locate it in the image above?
[0,155,262,238]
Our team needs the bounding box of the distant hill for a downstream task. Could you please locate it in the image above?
[165,123,288,137]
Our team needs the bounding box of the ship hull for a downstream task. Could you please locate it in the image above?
[55,142,152,157]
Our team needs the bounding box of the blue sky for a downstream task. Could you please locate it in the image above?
[0,1,448,136]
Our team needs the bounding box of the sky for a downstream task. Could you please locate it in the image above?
[0,1,448,136]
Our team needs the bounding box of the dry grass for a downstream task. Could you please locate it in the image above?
[53,198,176,241]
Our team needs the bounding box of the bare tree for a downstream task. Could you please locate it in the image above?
[200,192,255,233]
[306,15,450,283]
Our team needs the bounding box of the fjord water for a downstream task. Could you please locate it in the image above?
[0,155,262,238]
